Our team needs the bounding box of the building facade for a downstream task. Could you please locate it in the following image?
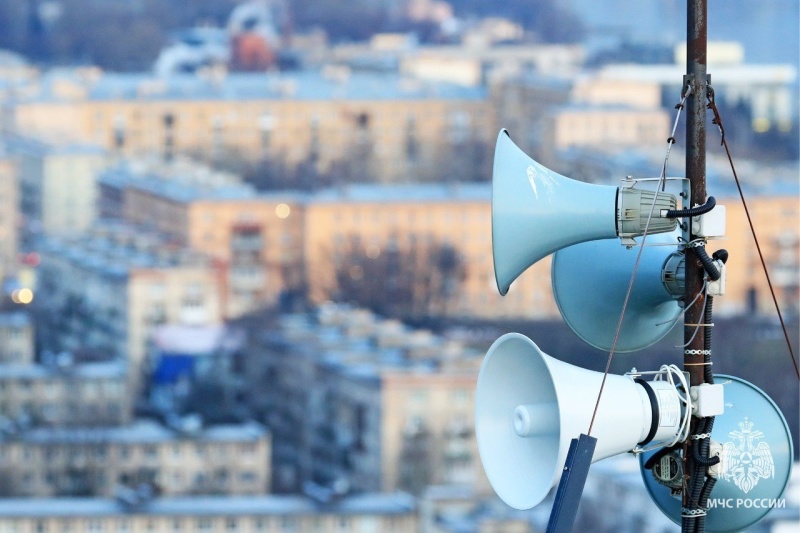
[35,225,224,389]
[7,138,107,238]
[0,492,417,533]
[0,420,269,498]
[0,361,130,427]
[0,154,18,281]
[244,304,491,497]
[100,166,307,318]
[0,312,34,364]
[303,183,557,320]
[12,70,495,184]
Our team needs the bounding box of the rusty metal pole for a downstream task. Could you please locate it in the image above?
[684,0,708,530]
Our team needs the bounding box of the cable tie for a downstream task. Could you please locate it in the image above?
[684,361,713,366]
[682,323,714,327]
[684,349,711,355]
[682,508,707,517]
[691,433,712,440]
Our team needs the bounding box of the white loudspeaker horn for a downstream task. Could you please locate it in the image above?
[492,130,678,295]
[475,333,684,510]
[552,232,684,352]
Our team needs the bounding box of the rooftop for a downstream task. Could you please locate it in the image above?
[27,69,487,104]
[0,492,416,517]
[311,183,490,204]
[38,222,213,279]
[0,361,126,380]
[261,303,482,381]
[4,419,266,444]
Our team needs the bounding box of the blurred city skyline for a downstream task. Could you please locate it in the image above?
[0,0,797,531]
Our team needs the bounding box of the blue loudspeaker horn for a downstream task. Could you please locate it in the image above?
[492,130,678,295]
[551,232,684,352]
[640,375,794,532]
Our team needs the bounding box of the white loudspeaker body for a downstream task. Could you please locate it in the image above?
[492,130,676,295]
[551,233,683,352]
[475,333,683,510]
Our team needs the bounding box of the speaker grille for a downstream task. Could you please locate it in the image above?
[617,188,678,238]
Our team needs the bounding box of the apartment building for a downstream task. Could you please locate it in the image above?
[0,153,18,280]
[99,165,307,317]
[35,224,223,389]
[0,361,130,427]
[103,167,800,322]
[0,311,132,427]
[0,419,269,498]
[712,194,799,316]
[244,304,491,496]
[5,137,107,238]
[543,104,670,152]
[0,312,34,364]
[11,69,495,183]
[304,183,556,320]
[0,492,417,532]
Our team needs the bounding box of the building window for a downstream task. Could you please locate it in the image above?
[280,517,298,531]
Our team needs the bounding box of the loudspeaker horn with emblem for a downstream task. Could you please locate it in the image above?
[640,374,793,532]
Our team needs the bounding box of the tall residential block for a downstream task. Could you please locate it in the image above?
[12,69,495,183]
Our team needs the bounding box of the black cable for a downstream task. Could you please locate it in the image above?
[695,246,720,281]
[691,435,720,466]
[686,418,708,533]
[696,477,718,532]
[690,295,719,533]
[664,196,716,218]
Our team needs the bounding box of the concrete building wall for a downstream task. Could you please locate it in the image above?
[0,493,417,533]
[13,142,106,237]
[303,191,558,320]
[0,421,269,498]
[547,106,671,150]
[711,195,799,316]
[0,158,18,280]
[0,313,34,364]
[0,363,131,427]
[379,370,490,495]
[13,91,495,183]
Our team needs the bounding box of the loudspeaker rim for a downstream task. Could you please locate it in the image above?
[475,332,561,510]
[638,374,794,532]
[550,235,682,353]
[491,129,511,296]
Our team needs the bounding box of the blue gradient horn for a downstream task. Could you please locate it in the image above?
[491,130,678,295]
[551,232,684,352]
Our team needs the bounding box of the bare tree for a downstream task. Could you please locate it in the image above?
[327,235,466,319]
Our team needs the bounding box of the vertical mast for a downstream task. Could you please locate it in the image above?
[684,1,708,530]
